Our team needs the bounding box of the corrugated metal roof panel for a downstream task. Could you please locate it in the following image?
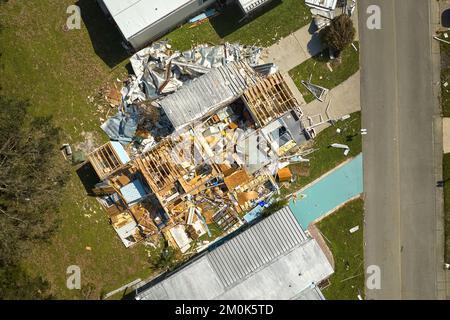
[207,206,308,288]
[158,61,260,130]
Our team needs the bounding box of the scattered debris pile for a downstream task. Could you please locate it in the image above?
[128,41,264,100]
[84,40,335,252]
[97,41,271,157]
[301,79,329,102]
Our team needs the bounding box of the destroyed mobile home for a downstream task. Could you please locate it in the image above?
[86,42,320,252]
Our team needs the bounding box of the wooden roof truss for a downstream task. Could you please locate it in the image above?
[88,142,124,180]
[135,139,187,193]
[243,72,299,127]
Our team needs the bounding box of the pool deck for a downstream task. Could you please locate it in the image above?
[289,154,364,229]
[308,223,335,269]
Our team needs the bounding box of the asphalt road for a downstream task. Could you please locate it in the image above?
[359,0,440,299]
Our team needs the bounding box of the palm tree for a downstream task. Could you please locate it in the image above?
[321,14,356,56]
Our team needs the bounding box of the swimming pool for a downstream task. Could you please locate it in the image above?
[289,154,363,229]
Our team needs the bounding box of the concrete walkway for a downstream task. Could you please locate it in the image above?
[261,7,361,126]
[282,71,307,105]
[262,6,360,74]
[302,71,361,134]
[262,25,324,73]
[436,0,450,300]
[443,118,450,154]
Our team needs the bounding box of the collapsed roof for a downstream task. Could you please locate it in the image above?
[134,138,186,194]
[243,72,302,127]
[158,61,262,131]
[128,42,263,100]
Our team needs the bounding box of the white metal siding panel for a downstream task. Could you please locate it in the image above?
[101,0,191,39]
[101,0,140,16]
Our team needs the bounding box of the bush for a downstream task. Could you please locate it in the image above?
[148,240,179,271]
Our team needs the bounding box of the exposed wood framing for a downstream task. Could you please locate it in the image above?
[135,139,187,193]
[243,72,299,127]
[130,204,159,236]
[88,142,124,180]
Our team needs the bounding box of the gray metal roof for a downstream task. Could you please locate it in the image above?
[292,286,325,300]
[135,206,334,300]
[158,61,261,130]
[208,206,308,288]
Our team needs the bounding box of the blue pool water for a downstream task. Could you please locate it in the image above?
[289,154,363,229]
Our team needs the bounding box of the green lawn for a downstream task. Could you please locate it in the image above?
[0,0,311,299]
[441,32,450,263]
[439,35,450,117]
[0,0,155,299]
[197,223,224,243]
[0,0,360,300]
[443,154,450,263]
[164,0,311,50]
[318,198,365,300]
[289,42,360,103]
[281,111,362,196]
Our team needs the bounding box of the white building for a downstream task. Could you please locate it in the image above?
[134,206,334,300]
[97,0,217,50]
[98,0,278,51]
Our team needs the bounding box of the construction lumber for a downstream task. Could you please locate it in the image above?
[88,142,123,180]
[243,72,299,127]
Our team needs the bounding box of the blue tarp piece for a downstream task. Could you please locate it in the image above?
[243,198,274,223]
[110,141,131,164]
[188,8,217,23]
[120,179,147,206]
[101,104,139,144]
[244,205,263,223]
